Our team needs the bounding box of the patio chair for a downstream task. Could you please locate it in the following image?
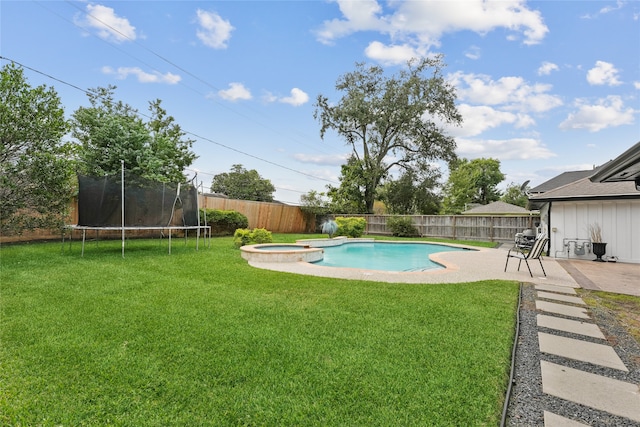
[504,235,549,277]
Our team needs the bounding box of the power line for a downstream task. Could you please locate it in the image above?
[0,55,338,186]
[52,0,343,159]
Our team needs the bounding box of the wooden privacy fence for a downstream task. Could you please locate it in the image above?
[339,214,540,242]
[3,195,538,243]
[199,195,312,233]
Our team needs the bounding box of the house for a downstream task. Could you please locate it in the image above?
[528,143,640,264]
[589,141,640,188]
[461,201,535,216]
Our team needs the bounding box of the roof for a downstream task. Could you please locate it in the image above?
[529,169,597,194]
[589,141,640,186]
[461,201,534,215]
[528,176,640,203]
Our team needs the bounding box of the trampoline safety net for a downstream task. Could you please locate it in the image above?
[77,172,199,228]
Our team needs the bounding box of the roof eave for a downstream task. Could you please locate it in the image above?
[589,141,640,185]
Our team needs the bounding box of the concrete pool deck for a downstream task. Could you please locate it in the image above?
[247,244,581,286]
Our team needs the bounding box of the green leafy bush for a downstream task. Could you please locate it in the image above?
[250,228,272,244]
[200,209,248,236]
[233,228,273,247]
[335,217,366,238]
[387,216,419,237]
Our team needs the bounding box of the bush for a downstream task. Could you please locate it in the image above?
[386,216,419,237]
[200,209,248,236]
[335,217,366,238]
[233,228,273,247]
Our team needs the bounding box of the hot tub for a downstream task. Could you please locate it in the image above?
[240,243,324,263]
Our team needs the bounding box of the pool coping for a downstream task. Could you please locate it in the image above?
[245,242,581,286]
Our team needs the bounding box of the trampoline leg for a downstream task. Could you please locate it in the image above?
[168,229,172,254]
[81,229,86,257]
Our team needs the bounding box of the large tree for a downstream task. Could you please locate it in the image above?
[211,164,275,202]
[71,86,196,182]
[501,182,530,208]
[441,158,505,214]
[0,63,75,234]
[325,155,368,214]
[379,168,442,215]
[314,55,461,213]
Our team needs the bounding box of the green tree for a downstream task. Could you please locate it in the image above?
[299,190,330,216]
[441,158,505,214]
[379,168,441,214]
[501,181,530,207]
[0,63,75,234]
[72,86,196,182]
[325,156,368,214]
[211,164,275,202]
[314,56,461,213]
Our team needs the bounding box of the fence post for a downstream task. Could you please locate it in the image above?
[490,216,494,242]
[452,215,456,240]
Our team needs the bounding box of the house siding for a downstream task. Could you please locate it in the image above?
[549,200,640,263]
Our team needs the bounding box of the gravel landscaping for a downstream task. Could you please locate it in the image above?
[506,283,640,426]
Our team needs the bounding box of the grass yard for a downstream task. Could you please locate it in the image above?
[1,235,518,426]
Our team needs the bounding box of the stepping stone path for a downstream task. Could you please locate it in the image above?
[533,283,640,426]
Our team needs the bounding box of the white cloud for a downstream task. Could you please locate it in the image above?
[218,82,252,101]
[293,153,349,166]
[443,104,530,137]
[464,45,481,60]
[316,0,548,62]
[196,9,234,49]
[364,41,425,65]
[450,72,563,113]
[537,61,559,76]
[74,4,137,43]
[559,96,635,132]
[456,137,556,160]
[634,81,640,90]
[586,61,622,86]
[279,88,309,106]
[315,0,384,45]
[101,66,181,84]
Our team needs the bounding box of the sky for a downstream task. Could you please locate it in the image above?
[2,0,639,204]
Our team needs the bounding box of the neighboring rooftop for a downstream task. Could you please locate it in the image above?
[462,201,534,215]
[529,168,598,195]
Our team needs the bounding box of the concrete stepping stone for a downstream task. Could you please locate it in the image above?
[537,314,605,339]
[536,300,590,319]
[538,332,628,371]
[537,291,586,305]
[541,361,640,423]
[535,284,578,295]
[543,411,589,427]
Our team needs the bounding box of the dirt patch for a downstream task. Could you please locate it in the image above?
[579,289,640,344]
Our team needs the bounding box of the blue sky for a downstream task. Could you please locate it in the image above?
[2,1,639,204]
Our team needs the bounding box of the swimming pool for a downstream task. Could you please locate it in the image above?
[312,241,467,272]
[313,242,467,271]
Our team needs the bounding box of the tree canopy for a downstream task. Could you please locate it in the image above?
[211,164,275,202]
[314,56,461,213]
[0,63,75,234]
[441,158,505,214]
[501,182,530,208]
[378,168,442,215]
[71,86,196,183]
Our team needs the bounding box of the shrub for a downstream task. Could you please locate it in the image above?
[200,209,248,236]
[250,228,272,244]
[233,228,273,247]
[335,217,366,238]
[387,216,419,237]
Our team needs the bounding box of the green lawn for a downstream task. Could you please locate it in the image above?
[1,236,518,426]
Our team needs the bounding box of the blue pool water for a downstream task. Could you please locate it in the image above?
[311,242,467,272]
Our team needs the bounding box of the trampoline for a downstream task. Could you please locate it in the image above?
[65,161,211,257]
